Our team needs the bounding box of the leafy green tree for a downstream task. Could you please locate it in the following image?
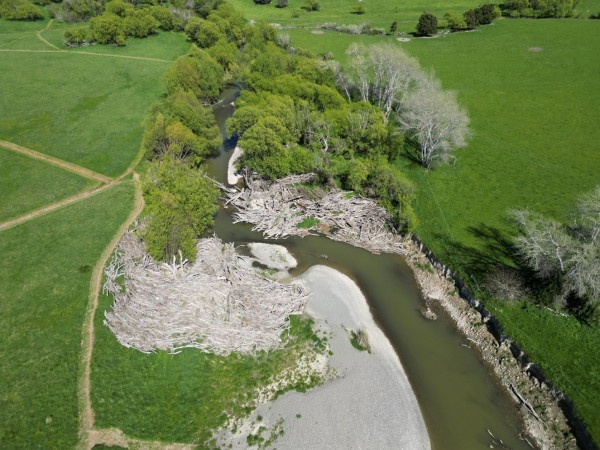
[64,25,93,45]
[463,9,479,28]
[143,154,219,263]
[55,0,104,22]
[207,39,240,72]
[444,11,467,30]
[188,18,224,48]
[150,5,175,30]
[164,53,224,104]
[104,0,134,17]
[239,121,291,179]
[416,12,438,36]
[123,9,158,38]
[0,0,43,20]
[89,13,125,45]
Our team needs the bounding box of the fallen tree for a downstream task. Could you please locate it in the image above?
[224,173,407,255]
[103,232,307,355]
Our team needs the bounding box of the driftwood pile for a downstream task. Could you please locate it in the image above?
[103,233,307,355]
[225,173,407,255]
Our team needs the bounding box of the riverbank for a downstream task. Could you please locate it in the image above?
[214,265,431,449]
[224,175,577,449]
[404,239,576,450]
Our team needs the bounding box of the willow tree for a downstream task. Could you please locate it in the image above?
[511,187,600,305]
[397,77,470,169]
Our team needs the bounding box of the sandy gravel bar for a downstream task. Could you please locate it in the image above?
[217,265,431,449]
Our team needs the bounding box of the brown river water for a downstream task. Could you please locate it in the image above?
[208,87,534,450]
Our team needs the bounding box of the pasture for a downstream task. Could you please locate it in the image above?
[0,21,190,448]
[0,146,95,222]
[0,182,135,448]
[0,24,189,177]
[289,18,600,440]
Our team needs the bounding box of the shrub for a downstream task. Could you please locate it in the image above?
[164,53,224,104]
[123,9,158,38]
[104,0,133,17]
[150,5,175,30]
[54,0,104,22]
[301,0,319,11]
[276,0,288,8]
[389,20,397,33]
[352,4,365,14]
[444,11,467,30]
[253,0,271,3]
[291,8,301,17]
[89,13,125,45]
[64,25,93,45]
[416,12,437,36]
[0,0,43,20]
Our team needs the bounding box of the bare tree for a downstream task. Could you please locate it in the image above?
[344,43,423,123]
[397,76,470,168]
[511,188,600,305]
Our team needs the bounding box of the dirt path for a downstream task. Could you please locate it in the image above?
[0,140,112,183]
[77,174,144,450]
[36,19,61,50]
[0,182,112,233]
[0,48,173,63]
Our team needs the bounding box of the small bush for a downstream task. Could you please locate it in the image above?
[352,4,365,14]
[253,0,271,4]
[276,0,288,7]
[301,0,320,11]
[64,25,94,45]
[0,0,43,20]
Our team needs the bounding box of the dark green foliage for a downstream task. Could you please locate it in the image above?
[416,12,438,36]
[389,20,397,33]
[254,0,271,4]
[185,17,224,47]
[150,5,175,30]
[164,52,224,104]
[143,154,219,262]
[238,121,291,179]
[89,12,125,44]
[64,25,94,45]
[276,0,288,8]
[144,91,221,165]
[123,9,158,37]
[104,0,133,17]
[463,8,479,28]
[502,0,578,17]
[55,0,104,22]
[0,0,43,20]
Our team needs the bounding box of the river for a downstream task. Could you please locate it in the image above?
[209,86,534,450]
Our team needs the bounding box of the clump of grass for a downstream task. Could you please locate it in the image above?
[297,216,320,229]
[349,329,371,353]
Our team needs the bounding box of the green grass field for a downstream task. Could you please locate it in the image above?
[0,19,190,448]
[0,182,135,449]
[228,0,600,32]
[0,146,96,222]
[92,307,322,445]
[289,19,600,440]
[0,28,189,177]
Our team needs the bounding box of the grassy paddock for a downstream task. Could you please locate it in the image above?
[0,146,96,222]
[92,307,324,444]
[290,19,600,440]
[230,0,485,31]
[0,182,135,449]
[0,30,186,177]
